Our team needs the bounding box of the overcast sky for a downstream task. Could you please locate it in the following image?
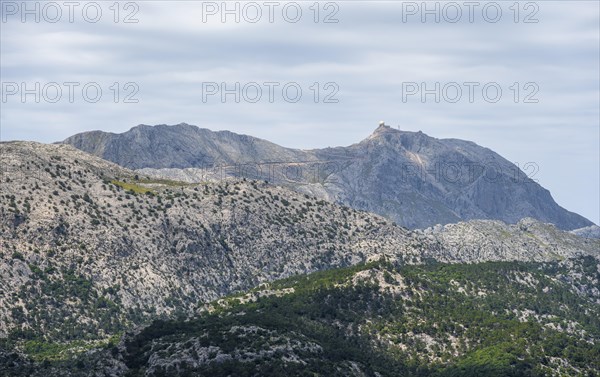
[1,1,598,224]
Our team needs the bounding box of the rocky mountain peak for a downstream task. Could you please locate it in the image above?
[369,123,401,138]
[129,122,198,135]
[364,124,434,153]
[61,123,595,230]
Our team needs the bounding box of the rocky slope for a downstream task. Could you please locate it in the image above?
[62,123,594,230]
[1,141,598,374]
[7,256,600,377]
[571,225,600,239]
[115,257,600,377]
[416,217,600,263]
[0,141,417,343]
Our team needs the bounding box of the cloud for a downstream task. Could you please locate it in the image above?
[1,0,598,224]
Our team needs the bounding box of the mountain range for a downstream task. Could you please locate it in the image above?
[1,126,598,376]
[62,123,594,230]
[3,141,596,344]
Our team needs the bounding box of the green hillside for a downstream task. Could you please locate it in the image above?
[60,256,599,377]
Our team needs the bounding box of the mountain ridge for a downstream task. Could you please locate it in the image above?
[62,123,594,230]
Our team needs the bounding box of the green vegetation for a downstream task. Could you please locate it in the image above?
[5,268,139,347]
[117,256,600,377]
[11,251,25,261]
[136,177,190,187]
[2,256,599,376]
[23,338,113,362]
[110,180,153,194]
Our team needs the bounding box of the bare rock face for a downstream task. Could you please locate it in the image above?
[62,123,593,230]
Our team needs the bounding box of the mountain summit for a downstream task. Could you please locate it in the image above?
[62,123,593,230]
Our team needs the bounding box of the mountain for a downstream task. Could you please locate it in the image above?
[1,141,597,350]
[61,123,310,170]
[571,225,600,239]
[5,257,600,376]
[0,141,416,343]
[62,123,594,230]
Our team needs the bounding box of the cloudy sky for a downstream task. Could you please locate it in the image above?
[1,1,599,224]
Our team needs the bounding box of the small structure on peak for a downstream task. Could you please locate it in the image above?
[371,121,398,138]
[377,121,397,132]
[377,121,391,130]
